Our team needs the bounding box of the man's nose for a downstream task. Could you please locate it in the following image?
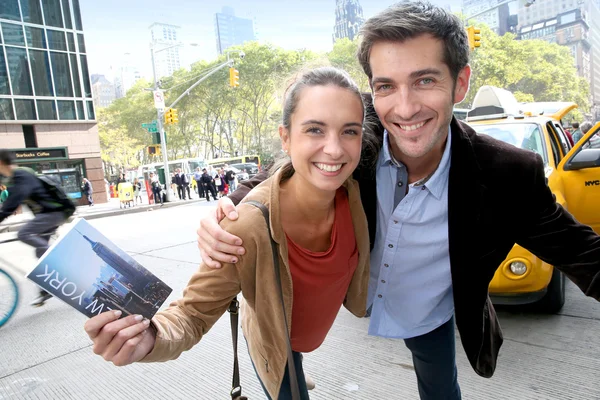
[392,86,421,120]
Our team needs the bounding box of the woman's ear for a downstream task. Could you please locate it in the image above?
[279,125,290,153]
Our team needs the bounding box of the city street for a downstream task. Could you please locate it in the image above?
[0,202,599,400]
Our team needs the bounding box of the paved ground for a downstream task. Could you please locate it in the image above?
[0,201,599,399]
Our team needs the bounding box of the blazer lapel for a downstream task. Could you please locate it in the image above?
[448,118,486,291]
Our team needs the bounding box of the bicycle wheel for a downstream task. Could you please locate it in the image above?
[0,269,19,328]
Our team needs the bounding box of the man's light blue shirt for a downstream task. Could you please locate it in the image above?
[367,127,454,339]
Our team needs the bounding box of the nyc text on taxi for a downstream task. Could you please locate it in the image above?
[466,86,600,313]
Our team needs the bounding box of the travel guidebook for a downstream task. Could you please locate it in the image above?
[27,219,172,320]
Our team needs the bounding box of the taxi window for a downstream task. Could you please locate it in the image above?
[474,123,548,164]
[547,122,570,156]
[545,124,563,166]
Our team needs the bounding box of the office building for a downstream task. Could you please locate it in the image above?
[149,22,181,78]
[214,7,256,54]
[114,53,142,98]
[462,0,511,35]
[518,0,600,119]
[333,0,365,42]
[91,74,115,108]
[1,0,107,204]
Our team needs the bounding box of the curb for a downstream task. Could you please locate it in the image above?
[0,198,208,233]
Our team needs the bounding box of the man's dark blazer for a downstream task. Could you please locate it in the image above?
[354,104,600,377]
[231,103,600,378]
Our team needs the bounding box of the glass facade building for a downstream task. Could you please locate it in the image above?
[0,0,94,121]
[214,7,255,55]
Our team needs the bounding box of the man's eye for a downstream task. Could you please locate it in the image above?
[419,78,434,85]
[376,84,392,91]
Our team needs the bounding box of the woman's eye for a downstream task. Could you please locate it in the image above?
[307,127,322,134]
[344,129,359,135]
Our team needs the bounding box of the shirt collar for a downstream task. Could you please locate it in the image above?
[380,126,452,200]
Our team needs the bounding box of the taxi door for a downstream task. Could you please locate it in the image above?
[556,123,600,233]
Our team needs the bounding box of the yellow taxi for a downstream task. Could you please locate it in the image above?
[466,86,600,313]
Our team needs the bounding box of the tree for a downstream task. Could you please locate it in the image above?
[327,38,369,91]
[460,25,590,114]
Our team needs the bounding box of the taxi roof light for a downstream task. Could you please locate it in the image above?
[467,86,522,122]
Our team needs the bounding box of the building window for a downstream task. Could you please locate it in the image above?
[80,54,91,97]
[37,99,57,119]
[25,26,47,49]
[69,53,81,97]
[66,32,75,52]
[76,100,84,119]
[50,51,73,97]
[0,47,10,95]
[23,125,37,147]
[29,49,54,96]
[62,0,73,29]
[86,100,95,119]
[0,98,14,120]
[2,22,25,46]
[0,0,20,21]
[43,0,64,28]
[21,0,44,24]
[47,29,68,51]
[6,47,34,96]
[72,0,83,30]
[77,33,86,53]
[14,99,35,120]
[57,100,76,120]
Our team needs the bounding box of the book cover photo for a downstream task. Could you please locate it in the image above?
[27,218,172,320]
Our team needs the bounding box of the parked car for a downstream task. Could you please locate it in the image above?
[229,166,249,182]
[231,163,259,179]
[466,86,600,313]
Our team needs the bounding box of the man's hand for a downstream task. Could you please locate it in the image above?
[197,196,245,269]
[84,310,156,366]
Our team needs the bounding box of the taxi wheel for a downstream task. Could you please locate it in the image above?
[534,268,565,313]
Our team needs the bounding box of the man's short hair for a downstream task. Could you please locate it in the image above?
[0,150,14,166]
[357,1,470,83]
[580,121,593,134]
[573,122,580,129]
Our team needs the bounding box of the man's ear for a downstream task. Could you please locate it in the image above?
[453,65,471,104]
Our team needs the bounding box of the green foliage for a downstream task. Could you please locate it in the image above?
[99,33,591,173]
[459,25,590,115]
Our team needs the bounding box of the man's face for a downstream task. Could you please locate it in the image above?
[369,34,470,161]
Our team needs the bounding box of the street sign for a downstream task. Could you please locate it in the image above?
[142,121,158,133]
[153,90,165,109]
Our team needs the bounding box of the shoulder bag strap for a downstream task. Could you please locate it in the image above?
[246,200,301,400]
[228,298,247,400]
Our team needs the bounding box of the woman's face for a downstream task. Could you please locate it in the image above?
[280,85,363,193]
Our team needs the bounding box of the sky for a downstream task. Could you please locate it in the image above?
[80,0,463,81]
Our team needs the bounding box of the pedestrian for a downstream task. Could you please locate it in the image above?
[149,172,163,205]
[572,122,583,143]
[216,168,226,198]
[193,167,204,199]
[0,150,76,306]
[133,178,142,205]
[224,164,237,192]
[200,168,217,201]
[196,3,600,399]
[0,184,8,203]
[81,177,94,206]
[84,67,375,400]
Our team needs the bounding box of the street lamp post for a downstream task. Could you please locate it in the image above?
[149,45,172,201]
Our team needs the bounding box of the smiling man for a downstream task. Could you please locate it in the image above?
[196,2,600,399]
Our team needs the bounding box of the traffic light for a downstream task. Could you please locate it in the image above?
[229,67,240,88]
[164,108,178,125]
[467,26,481,50]
[147,145,161,156]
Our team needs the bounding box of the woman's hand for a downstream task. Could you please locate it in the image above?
[84,310,156,366]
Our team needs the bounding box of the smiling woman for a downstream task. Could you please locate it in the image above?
[83,67,374,400]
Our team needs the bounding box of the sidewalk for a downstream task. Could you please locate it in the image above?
[0,194,209,233]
